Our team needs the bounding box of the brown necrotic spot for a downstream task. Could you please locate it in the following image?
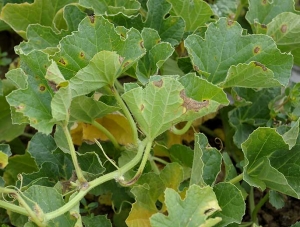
[140,41,144,49]
[254,61,267,71]
[59,58,66,66]
[281,24,287,33]
[262,0,267,5]
[261,24,267,29]
[119,56,125,64]
[16,104,25,111]
[48,80,58,92]
[39,85,46,91]
[89,15,95,23]
[227,19,234,26]
[80,52,84,58]
[193,65,200,71]
[254,46,261,54]
[153,79,163,88]
[180,90,209,112]
[140,104,144,111]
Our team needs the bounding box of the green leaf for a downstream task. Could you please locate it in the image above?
[169,144,193,167]
[229,87,280,148]
[136,28,174,84]
[269,190,285,210]
[267,12,300,65]
[245,0,295,25]
[53,15,145,81]
[222,152,238,181]
[126,163,184,227]
[242,127,300,198]
[281,119,300,150]
[3,152,38,185]
[179,73,229,104]
[70,96,120,123]
[0,80,26,141]
[144,0,185,46]
[0,0,78,38]
[23,185,76,226]
[210,0,239,18]
[70,51,131,97]
[16,5,87,55]
[150,185,222,227]
[82,215,112,227]
[122,76,223,140]
[6,51,54,134]
[51,85,71,123]
[191,133,222,186]
[5,68,27,89]
[184,18,293,86]
[166,0,213,32]
[0,144,11,169]
[211,183,245,227]
[220,61,281,88]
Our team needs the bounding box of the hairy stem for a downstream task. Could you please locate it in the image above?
[170,120,193,135]
[91,120,120,149]
[45,138,149,221]
[112,86,138,145]
[62,125,87,184]
[249,187,256,224]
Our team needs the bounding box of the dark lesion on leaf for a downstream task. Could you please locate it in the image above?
[193,65,200,71]
[140,104,145,111]
[180,90,209,112]
[227,19,234,26]
[79,52,84,58]
[204,208,216,215]
[254,46,261,54]
[254,61,267,71]
[140,40,144,49]
[48,80,59,92]
[281,24,287,33]
[39,85,46,92]
[58,58,66,66]
[153,79,163,88]
[89,14,95,24]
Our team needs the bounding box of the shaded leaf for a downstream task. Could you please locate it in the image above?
[82,215,112,227]
[184,18,293,86]
[150,185,221,227]
[269,190,285,210]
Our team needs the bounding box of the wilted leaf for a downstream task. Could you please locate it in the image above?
[150,185,222,227]
[71,113,134,145]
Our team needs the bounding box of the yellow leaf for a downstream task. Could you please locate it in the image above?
[0,152,9,169]
[71,113,133,145]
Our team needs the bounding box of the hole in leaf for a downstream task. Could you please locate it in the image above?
[164,13,170,19]
[155,200,163,210]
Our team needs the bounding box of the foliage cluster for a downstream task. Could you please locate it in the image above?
[1,0,300,226]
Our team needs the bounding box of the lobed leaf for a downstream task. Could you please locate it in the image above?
[184,17,293,87]
[150,185,222,227]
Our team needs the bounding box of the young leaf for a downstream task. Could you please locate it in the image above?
[150,185,222,227]
[166,0,213,32]
[211,183,245,227]
[184,18,293,87]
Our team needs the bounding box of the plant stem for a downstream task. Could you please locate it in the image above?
[234,1,245,21]
[119,139,153,186]
[249,187,256,224]
[149,156,160,174]
[45,138,149,221]
[61,125,87,184]
[252,191,270,224]
[91,120,120,149]
[152,156,169,165]
[199,125,216,138]
[170,120,193,135]
[114,79,124,93]
[228,173,243,184]
[112,86,138,145]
